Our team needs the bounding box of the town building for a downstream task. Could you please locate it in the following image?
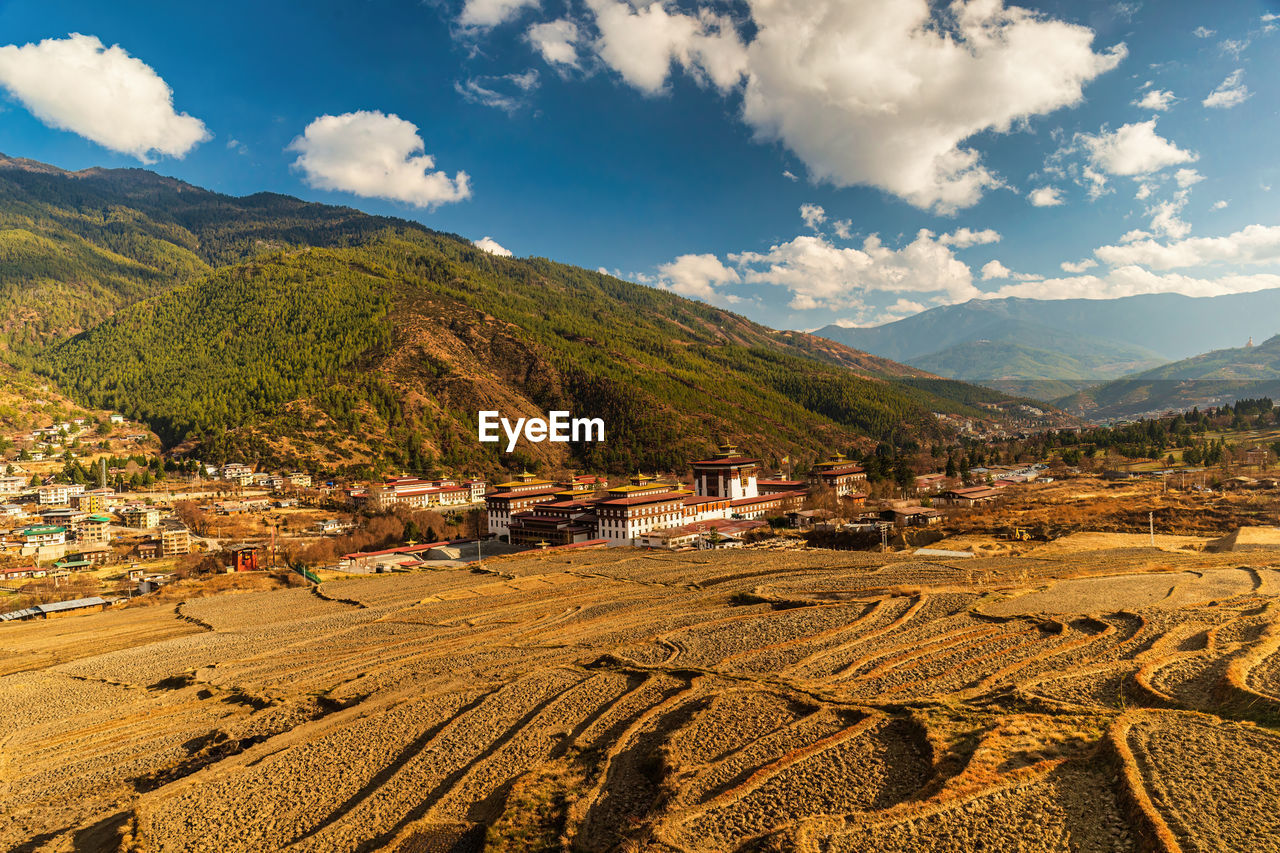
[690,444,759,500]
[636,518,765,549]
[463,479,487,501]
[31,596,112,619]
[595,487,689,544]
[160,520,192,557]
[882,507,944,528]
[287,472,313,488]
[39,508,88,534]
[938,486,1003,507]
[119,505,161,529]
[77,514,112,545]
[0,475,25,495]
[71,489,116,514]
[16,525,66,547]
[914,473,949,493]
[369,478,476,511]
[809,452,867,496]
[37,483,85,505]
[485,472,562,538]
[507,500,599,546]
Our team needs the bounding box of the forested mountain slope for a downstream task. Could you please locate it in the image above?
[5,155,1056,476]
[1058,335,1280,420]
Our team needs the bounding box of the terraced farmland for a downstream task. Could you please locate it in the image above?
[3,546,1280,852]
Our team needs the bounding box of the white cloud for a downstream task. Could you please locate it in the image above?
[527,20,581,67]
[727,230,979,311]
[1028,186,1065,207]
[584,0,747,94]
[1079,120,1196,177]
[1212,199,1229,210]
[1174,168,1203,188]
[1218,38,1249,57]
[0,33,209,162]
[1133,88,1175,111]
[980,260,1042,281]
[1147,194,1191,239]
[456,70,540,112]
[473,236,513,256]
[939,227,1001,248]
[799,203,826,231]
[1061,258,1098,273]
[990,267,1280,301]
[981,260,1013,280]
[781,169,799,182]
[1095,224,1280,270]
[459,0,540,28]
[1203,69,1250,108]
[655,252,741,301]
[288,111,471,208]
[832,219,853,240]
[1134,181,1156,200]
[1193,26,1216,38]
[739,0,1125,213]
[884,298,927,316]
[1120,229,1151,243]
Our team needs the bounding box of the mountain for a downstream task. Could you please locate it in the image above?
[0,153,422,349]
[906,339,1141,401]
[2,155,1059,477]
[1058,334,1280,420]
[813,292,1280,399]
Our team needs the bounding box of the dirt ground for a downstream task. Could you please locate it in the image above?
[947,476,1280,540]
[2,545,1279,852]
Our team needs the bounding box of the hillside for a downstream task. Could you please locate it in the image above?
[3,155,1058,477]
[1059,334,1280,420]
[813,292,1280,397]
[0,153,426,349]
[907,340,1122,400]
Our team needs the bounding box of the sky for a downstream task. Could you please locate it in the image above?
[0,0,1278,331]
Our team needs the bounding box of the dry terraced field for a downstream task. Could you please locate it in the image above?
[3,545,1280,852]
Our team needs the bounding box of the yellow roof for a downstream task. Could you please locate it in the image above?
[607,482,677,493]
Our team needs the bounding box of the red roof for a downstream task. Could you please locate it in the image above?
[682,495,729,506]
[817,465,865,476]
[730,490,804,506]
[343,540,450,560]
[485,487,562,501]
[691,456,760,467]
[597,492,686,507]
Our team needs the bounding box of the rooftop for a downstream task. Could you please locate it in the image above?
[34,596,109,614]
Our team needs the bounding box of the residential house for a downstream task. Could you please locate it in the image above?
[160,520,191,557]
[119,505,161,529]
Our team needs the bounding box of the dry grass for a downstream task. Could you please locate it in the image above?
[1,544,1278,851]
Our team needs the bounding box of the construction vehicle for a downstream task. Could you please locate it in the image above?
[1005,526,1032,542]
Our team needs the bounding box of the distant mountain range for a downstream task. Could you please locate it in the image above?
[1058,334,1280,420]
[815,292,1280,408]
[0,154,1057,476]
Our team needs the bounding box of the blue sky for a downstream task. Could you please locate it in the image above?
[0,0,1277,331]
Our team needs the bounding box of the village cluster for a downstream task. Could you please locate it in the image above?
[350,444,1046,552]
[1,408,1057,620]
